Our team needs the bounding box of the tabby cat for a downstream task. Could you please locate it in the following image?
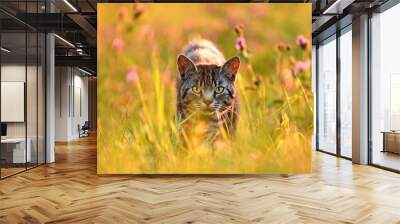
[176,39,240,146]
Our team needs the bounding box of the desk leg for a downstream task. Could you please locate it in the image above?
[382,133,386,153]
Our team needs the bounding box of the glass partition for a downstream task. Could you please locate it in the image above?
[38,32,45,165]
[27,30,38,169]
[317,35,337,154]
[0,1,46,179]
[1,30,28,177]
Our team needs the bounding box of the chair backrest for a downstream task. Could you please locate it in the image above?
[82,121,90,129]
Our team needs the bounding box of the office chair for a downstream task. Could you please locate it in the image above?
[79,121,90,138]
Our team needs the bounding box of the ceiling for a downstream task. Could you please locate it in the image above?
[312,0,390,43]
[1,0,98,74]
[1,0,394,74]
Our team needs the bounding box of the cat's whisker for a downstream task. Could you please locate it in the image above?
[220,107,240,118]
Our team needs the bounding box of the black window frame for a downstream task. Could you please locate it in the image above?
[367,0,400,173]
[314,17,353,161]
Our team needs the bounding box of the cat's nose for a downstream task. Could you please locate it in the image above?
[203,99,213,106]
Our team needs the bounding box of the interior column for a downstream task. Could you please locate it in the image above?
[352,14,369,164]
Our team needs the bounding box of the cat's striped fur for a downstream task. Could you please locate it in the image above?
[176,39,240,146]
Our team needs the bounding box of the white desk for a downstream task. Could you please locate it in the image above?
[1,138,31,163]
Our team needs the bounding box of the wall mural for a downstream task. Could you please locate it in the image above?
[97,3,312,174]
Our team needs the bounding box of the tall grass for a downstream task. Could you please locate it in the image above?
[97,3,312,174]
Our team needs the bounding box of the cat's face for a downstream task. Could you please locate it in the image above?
[177,55,240,116]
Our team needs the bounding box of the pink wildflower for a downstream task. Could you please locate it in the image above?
[291,60,310,76]
[296,35,309,50]
[235,37,247,51]
[112,37,124,51]
[126,66,139,84]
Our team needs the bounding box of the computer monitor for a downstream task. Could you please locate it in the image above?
[1,123,7,137]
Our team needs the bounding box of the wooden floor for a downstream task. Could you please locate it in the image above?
[1,136,400,223]
[1,167,26,178]
[373,150,400,171]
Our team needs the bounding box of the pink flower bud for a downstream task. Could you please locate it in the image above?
[296,35,309,50]
[235,37,247,51]
[126,66,139,84]
[112,37,124,51]
[293,61,309,75]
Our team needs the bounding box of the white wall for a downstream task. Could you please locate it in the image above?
[55,67,89,141]
[1,65,26,137]
[55,67,70,141]
[1,65,36,138]
[1,63,46,164]
[72,73,89,138]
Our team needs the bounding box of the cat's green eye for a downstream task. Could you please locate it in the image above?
[192,86,201,94]
[215,86,224,94]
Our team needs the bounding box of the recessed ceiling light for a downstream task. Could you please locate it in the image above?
[78,67,93,76]
[54,34,75,48]
[1,47,11,53]
[63,0,78,12]
[322,0,354,15]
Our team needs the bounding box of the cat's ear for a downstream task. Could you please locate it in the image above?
[221,56,240,81]
[177,55,196,78]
